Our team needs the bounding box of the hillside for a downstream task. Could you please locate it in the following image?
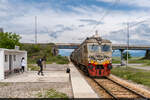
[21,43,69,64]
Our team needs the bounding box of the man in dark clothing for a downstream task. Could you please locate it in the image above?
[37,58,44,76]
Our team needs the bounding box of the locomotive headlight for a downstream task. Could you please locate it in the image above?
[89,60,94,64]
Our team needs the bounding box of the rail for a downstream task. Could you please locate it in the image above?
[92,77,148,99]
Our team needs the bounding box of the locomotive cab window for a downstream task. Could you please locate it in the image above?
[101,45,110,52]
[88,45,99,52]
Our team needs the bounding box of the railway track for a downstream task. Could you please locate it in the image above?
[92,77,148,99]
[73,63,149,99]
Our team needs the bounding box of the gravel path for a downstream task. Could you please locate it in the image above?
[128,66,150,70]
[113,64,142,67]
[113,63,150,70]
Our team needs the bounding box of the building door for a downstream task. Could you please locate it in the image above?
[9,55,12,71]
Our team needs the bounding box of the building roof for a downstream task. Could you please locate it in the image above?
[0,48,27,53]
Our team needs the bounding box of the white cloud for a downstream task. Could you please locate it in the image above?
[0,0,150,45]
[97,0,150,8]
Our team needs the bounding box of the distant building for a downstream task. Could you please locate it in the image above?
[0,28,3,33]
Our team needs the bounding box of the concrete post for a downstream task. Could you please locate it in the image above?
[119,49,124,66]
[144,50,150,59]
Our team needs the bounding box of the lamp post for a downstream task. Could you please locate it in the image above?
[126,22,129,68]
[125,17,149,68]
[35,16,37,44]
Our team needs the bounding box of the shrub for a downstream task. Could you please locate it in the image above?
[36,89,68,98]
[28,64,39,71]
[123,51,131,60]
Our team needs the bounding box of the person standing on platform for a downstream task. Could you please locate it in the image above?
[21,57,26,73]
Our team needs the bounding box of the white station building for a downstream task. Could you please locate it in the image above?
[0,48,27,80]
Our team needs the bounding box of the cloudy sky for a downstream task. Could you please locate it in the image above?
[0,0,150,45]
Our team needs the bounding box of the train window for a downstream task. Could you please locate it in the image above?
[88,45,99,52]
[101,45,110,52]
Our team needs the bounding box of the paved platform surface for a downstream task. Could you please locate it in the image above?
[1,71,69,82]
[1,64,69,82]
[69,63,99,98]
[0,64,73,98]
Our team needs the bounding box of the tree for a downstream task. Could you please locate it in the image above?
[0,32,21,49]
[123,51,131,60]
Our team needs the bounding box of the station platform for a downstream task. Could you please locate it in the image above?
[1,71,69,83]
[69,63,99,98]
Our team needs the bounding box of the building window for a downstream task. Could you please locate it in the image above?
[5,55,8,62]
[14,55,16,61]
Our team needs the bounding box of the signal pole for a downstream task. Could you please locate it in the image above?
[35,16,37,44]
[126,22,129,68]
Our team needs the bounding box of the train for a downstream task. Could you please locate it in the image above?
[70,34,112,77]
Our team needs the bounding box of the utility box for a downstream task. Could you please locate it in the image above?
[0,48,27,80]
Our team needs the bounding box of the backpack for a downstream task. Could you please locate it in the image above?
[36,59,41,66]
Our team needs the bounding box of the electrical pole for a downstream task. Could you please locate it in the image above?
[126,22,129,68]
[35,16,37,44]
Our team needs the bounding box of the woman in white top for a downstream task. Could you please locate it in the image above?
[21,57,26,73]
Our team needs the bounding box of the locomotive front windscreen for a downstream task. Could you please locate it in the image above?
[88,44,111,52]
[88,45,99,52]
[101,45,111,52]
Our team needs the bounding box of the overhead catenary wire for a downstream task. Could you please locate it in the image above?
[77,0,120,42]
[125,17,150,67]
[129,18,150,28]
[104,17,150,44]
[89,0,120,36]
[116,17,150,33]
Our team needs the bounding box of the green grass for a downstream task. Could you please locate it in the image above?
[111,67,150,87]
[112,57,150,65]
[28,55,69,65]
[36,92,43,98]
[36,89,68,98]
[129,58,150,64]
[0,83,10,86]
[112,57,120,64]
[46,55,69,64]
[142,61,150,66]
[22,43,69,64]
[28,64,40,71]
